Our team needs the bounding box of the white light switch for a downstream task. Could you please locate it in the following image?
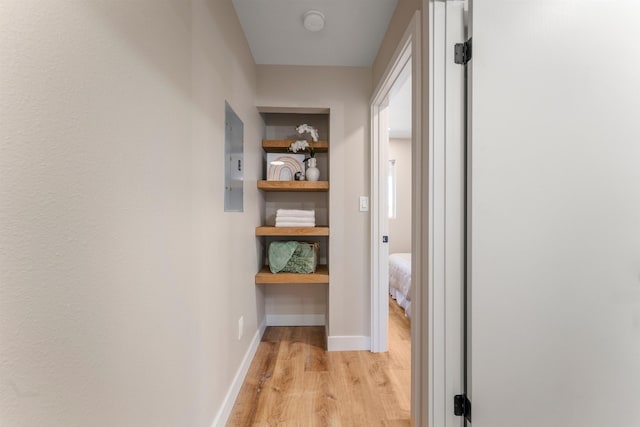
[359,196,369,212]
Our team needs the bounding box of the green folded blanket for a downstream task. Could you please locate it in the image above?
[268,241,319,274]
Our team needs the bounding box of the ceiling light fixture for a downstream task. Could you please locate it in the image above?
[303,10,325,32]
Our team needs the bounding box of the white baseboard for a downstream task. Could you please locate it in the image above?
[327,335,371,351]
[210,319,266,427]
[266,314,325,326]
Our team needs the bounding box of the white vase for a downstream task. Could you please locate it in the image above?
[305,157,320,181]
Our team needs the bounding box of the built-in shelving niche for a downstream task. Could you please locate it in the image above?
[256,107,330,329]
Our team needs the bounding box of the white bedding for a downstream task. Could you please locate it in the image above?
[389,253,412,317]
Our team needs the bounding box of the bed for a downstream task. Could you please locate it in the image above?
[389,253,412,317]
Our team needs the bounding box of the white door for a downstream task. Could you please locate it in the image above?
[468,1,640,426]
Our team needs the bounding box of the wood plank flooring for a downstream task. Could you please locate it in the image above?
[228,297,411,426]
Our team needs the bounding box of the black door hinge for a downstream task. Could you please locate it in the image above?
[454,394,471,422]
[454,38,472,65]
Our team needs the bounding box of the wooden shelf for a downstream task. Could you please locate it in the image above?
[262,139,328,153]
[257,180,329,192]
[255,265,329,284]
[256,226,329,236]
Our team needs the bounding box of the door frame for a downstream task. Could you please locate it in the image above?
[370,11,421,354]
[426,1,467,425]
[371,5,466,425]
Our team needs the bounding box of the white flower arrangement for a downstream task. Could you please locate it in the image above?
[289,124,319,158]
[289,140,310,153]
[296,124,319,142]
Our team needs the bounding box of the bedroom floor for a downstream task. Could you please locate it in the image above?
[227,297,411,426]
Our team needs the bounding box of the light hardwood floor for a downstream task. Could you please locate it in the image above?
[227,297,411,426]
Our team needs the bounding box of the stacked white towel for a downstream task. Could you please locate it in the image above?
[275,209,315,227]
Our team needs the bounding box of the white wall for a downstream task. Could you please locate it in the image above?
[372,0,422,89]
[0,1,262,426]
[256,65,372,342]
[388,138,412,254]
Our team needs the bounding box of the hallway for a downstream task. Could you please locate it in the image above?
[0,1,419,425]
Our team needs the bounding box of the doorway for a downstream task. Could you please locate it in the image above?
[370,8,422,421]
[370,11,420,353]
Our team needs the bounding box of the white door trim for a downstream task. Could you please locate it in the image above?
[371,5,466,425]
[370,11,421,354]
[418,1,466,426]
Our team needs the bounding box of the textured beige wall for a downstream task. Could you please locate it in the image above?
[372,0,422,90]
[389,138,413,254]
[0,1,261,426]
[256,65,372,338]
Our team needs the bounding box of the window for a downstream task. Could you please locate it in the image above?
[388,159,397,219]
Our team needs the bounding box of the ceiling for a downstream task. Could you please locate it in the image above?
[232,0,398,67]
[388,71,412,139]
[232,0,410,139]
